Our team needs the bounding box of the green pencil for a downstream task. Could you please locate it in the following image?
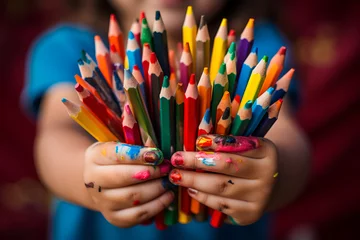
[226,51,237,97]
[124,69,158,147]
[160,76,174,159]
[210,63,229,125]
[174,83,185,152]
[230,100,253,136]
[141,18,154,50]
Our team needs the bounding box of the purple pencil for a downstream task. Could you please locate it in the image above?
[236,18,255,76]
[180,42,193,91]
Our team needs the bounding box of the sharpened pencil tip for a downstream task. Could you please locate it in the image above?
[150,52,157,64]
[246,18,255,29]
[61,98,67,103]
[222,107,231,119]
[234,95,240,102]
[94,35,101,41]
[228,42,236,53]
[189,74,195,84]
[110,14,116,21]
[133,65,139,71]
[262,55,269,62]
[140,11,146,20]
[204,109,211,124]
[128,31,135,39]
[219,63,226,74]
[155,10,161,20]
[183,42,190,52]
[220,18,227,27]
[186,6,193,15]
[142,17,148,25]
[124,104,132,115]
[77,59,84,65]
[124,68,132,79]
[74,83,83,92]
[278,46,287,55]
[203,67,209,75]
[228,29,236,36]
[267,87,275,95]
[244,100,253,109]
[223,91,230,98]
[199,15,207,28]
[162,75,170,88]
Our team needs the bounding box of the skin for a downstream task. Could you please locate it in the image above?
[34,0,310,228]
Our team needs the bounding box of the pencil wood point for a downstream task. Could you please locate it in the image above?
[184,42,190,52]
[110,14,116,21]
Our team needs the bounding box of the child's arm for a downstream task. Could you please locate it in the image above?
[35,84,174,227]
[170,101,310,225]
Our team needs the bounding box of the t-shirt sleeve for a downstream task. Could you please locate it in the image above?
[22,26,95,117]
[254,22,299,106]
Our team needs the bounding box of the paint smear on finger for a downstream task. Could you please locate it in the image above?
[132,170,151,180]
[115,143,143,160]
[196,151,219,166]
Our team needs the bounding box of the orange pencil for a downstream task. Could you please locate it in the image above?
[216,107,232,135]
[230,95,241,119]
[169,72,178,95]
[215,91,231,129]
[197,67,211,121]
[259,46,286,95]
[74,74,101,100]
[169,49,177,74]
[109,14,125,61]
[95,35,113,87]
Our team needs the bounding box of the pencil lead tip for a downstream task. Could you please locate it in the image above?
[279,46,287,55]
[267,87,275,95]
[220,18,227,27]
[199,15,207,28]
[124,68,132,79]
[74,83,83,92]
[162,75,170,87]
[94,35,101,41]
[234,95,240,102]
[186,6,193,15]
[219,62,226,74]
[244,100,253,109]
[128,31,135,39]
[155,10,161,20]
[203,67,209,75]
[183,42,190,52]
[246,18,255,28]
[222,107,231,119]
[142,17,148,25]
[110,14,116,21]
[140,11,146,20]
[189,74,196,84]
[150,52,157,64]
[252,47,258,54]
[229,42,236,53]
[110,44,117,53]
[228,29,236,36]
[133,64,139,71]
[124,104,132,115]
[61,98,67,103]
[262,55,269,62]
[204,109,211,123]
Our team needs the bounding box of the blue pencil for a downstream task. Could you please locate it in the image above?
[271,68,294,105]
[126,31,144,77]
[244,87,274,136]
[233,47,258,99]
[253,99,283,137]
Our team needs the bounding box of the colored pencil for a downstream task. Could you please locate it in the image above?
[169,72,178,95]
[227,29,236,48]
[233,47,258,99]
[139,11,146,30]
[197,67,211,121]
[245,87,275,136]
[230,100,253,136]
[226,51,237,97]
[236,18,254,76]
[215,91,231,129]
[124,69,157,147]
[224,41,236,64]
[148,53,164,141]
[182,6,197,72]
[174,83,185,152]
[132,65,147,102]
[75,83,124,141]
[113,63,124,85]
[62,98,117,142]
[160,76,174,159]
[239,55,268,109]
[142,43,152,84]
[169,49,177,74]
[230,95,241,119]
[122,104,142,145]
[153,11,170,77]
[80,50,97,71]
[74,74,100,100]
[95,35,113,87]
[209,18,228,82]
[216,107,232,135]
[183,74,199,215]
[253,99,283,137]
[127,31,144,76]
[130,19,141,48]
[109,14,125,61]
[141,17,154,50]
[211,63,229,125]
[196,15,210,80]
[78,59,122,117]
[259,46,287,95]
[110,44,123,65]
[179,42,193,90]
[270,68,294,105]
[198,108,213,136]
[113,70,126,111]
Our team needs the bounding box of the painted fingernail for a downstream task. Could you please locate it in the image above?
[196,136,212,149]
[188,188,198,195]
[159,160,172,175]
[161,177,177,191]
[132,170,151,180]
[171,152,184,166]
[143,149,163,165]
[169,169,182,184]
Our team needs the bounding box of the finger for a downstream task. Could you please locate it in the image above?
[196,135,265,158]
[171,151,266,178]
[85,160,172,188]
[86,142,164,166]
[93,178,177,211]
[105,191,174,228]
[169,169,264,201]
[187,189,262,226]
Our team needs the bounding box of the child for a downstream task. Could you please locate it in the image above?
[24,0,309,239]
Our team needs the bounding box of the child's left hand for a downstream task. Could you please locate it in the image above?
[169,134,278,225]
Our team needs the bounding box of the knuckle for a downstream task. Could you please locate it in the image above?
[134,209,150,223]
[126,191,141,204]
[216,180,229,195]
[218,198,230,212]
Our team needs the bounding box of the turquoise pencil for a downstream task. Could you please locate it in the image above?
[244,87,274,136]
[233,47,258,99]
[126,31,144,77]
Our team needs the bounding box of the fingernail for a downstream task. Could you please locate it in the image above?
[169,169,182,184]
[159,160,172,175]
[143,149,163,165]
[188,188,198,195]
[171,152,184,167]
[161,177,177,191]
[196,136,212,149]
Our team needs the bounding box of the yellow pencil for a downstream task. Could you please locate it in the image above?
[62,98,118,142]
[182,6,197,73]
[209,18,228,83]
[239,56,268,108]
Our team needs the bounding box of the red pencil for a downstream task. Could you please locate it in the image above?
[183,74,199,214]
[227,29,236,48]
[75,83,124,141]
[110,44,123,65]
[95,35,113,87]
[109,14,125,61]
[142,43,152,85]
[122,104,142,145]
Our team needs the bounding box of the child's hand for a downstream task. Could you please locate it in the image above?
[169,134,278,226]
[84,142,175,228]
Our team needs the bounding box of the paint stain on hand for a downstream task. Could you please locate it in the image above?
[85,182,95,188]
[132,170,151,180]
[228,180,234,185]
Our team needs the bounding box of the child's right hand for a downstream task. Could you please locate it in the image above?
[83,142,175,228]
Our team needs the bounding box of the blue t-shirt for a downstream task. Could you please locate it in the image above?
[24,22,294,240]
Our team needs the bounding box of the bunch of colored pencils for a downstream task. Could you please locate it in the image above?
[62,6,294,229]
